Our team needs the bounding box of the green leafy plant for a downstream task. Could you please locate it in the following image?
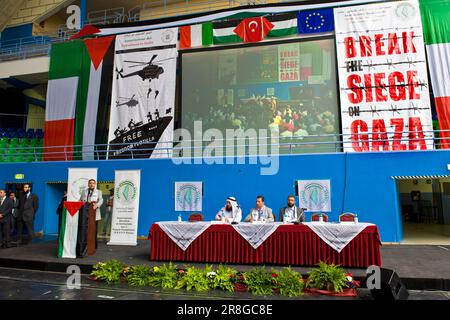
[209,265,238,292]
[272,267,304,297]
[147,263,180,289]
[305,261,348,293]
[243,266,274,296]
[176,265,212,292]
[125,265,152,286]
[90,260,126,284]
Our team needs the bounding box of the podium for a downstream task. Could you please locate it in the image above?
[58,201,97,258]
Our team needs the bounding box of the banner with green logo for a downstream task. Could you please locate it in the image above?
[108,170,141,246]
[298,179,331,212]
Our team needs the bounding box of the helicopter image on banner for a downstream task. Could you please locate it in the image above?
[115,94,139,108]
[115,54,174,81]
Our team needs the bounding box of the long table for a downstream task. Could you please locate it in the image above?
[149,223,382,267]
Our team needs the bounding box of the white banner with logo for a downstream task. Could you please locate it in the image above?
[298,180,331,212]
[108,28,178,159]
[334,0,433,152]
[108,170,141,246]
[174,182,203,211]
[67,168,98,201]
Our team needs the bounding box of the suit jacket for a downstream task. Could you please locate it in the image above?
[11,197,19,217]
[18,193,39,222]
[279,206,306,223]
[0,197,13,223]
[79,188,103,221]
[245,206,275,222]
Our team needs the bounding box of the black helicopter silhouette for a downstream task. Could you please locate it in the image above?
[115,54,173,81]
[116,94,139,107]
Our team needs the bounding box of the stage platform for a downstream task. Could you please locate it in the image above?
[0,237,449,291]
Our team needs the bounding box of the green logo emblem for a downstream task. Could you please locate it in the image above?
[176,184,201,211]
[300,182,330,211]
[116,180,137,205]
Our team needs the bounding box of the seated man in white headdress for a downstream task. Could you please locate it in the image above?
[244,195,275,223]
[215,196,242,223]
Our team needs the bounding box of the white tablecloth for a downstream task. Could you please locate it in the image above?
[157,222,211,251]
[232,223,281,249]
[304,222,374,253]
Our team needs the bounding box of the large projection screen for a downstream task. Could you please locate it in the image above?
[181,38,339,154]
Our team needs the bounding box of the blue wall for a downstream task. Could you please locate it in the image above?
[0,24,33,45]
[1,150,449,242]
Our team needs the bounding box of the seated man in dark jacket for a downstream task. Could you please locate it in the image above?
[279,195,306,223]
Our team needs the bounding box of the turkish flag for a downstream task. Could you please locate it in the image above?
[234,17,274,43]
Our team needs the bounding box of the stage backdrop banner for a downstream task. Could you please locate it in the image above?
[334,0,433,152]
[298,180,331,212]
[108,28,178,159]
[108,170,141,246]
[60,168,97,258]
[174,182,203,212]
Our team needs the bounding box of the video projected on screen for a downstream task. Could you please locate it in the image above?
[181,39,339,151]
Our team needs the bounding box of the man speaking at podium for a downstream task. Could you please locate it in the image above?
[78,179,103,257]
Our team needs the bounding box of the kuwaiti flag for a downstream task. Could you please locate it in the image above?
[179,23,213,49]
[213,12,298,44]
[420,0,450,148]
[58,201,85,258]
[44,36,114,161]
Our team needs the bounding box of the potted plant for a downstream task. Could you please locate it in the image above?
[175,265,212,292]
[209,265,238,292]
[125,265,152,286]
[90,260,126,284]
[272,267,304,297]
[243,266,274,296]
[305,261,359,297]
[147,262,180,289]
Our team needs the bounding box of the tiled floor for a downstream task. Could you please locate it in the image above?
[401,223,450,245]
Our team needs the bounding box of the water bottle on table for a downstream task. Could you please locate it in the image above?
[354,214,358,224]
[221,210,225,222]
[319,213,323,222]
[178,213,182,222]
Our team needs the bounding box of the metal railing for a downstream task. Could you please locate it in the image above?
[0,129,448,163]
[0,0,279,62]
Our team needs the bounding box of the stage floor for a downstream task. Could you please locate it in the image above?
[0,237,449,291]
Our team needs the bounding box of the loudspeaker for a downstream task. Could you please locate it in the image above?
[369,268,409,300]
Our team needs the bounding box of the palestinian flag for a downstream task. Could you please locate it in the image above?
[44,36,114,161]
[213,12,298,44]
[420,0,450,148]
[179,23,213,49]
[58,201,84,258]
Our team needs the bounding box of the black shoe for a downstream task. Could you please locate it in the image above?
[4,244,13,248]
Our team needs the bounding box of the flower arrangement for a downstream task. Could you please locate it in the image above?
[90,260,359,297]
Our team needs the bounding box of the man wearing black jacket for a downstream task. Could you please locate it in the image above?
[17,184,39,245]
[0,189,14,248]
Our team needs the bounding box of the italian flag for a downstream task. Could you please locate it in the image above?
[58,201,85,258]
[213,12,298,44]
[44,36,114,160]
[420,0,450,148]
[179,23,213,49]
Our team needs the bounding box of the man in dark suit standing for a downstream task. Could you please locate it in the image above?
[9,191,19,235]
[17,184,39,245]
[0,189,14,248]
[279,195,306,223]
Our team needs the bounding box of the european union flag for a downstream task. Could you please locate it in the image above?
[297,8,334,34]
